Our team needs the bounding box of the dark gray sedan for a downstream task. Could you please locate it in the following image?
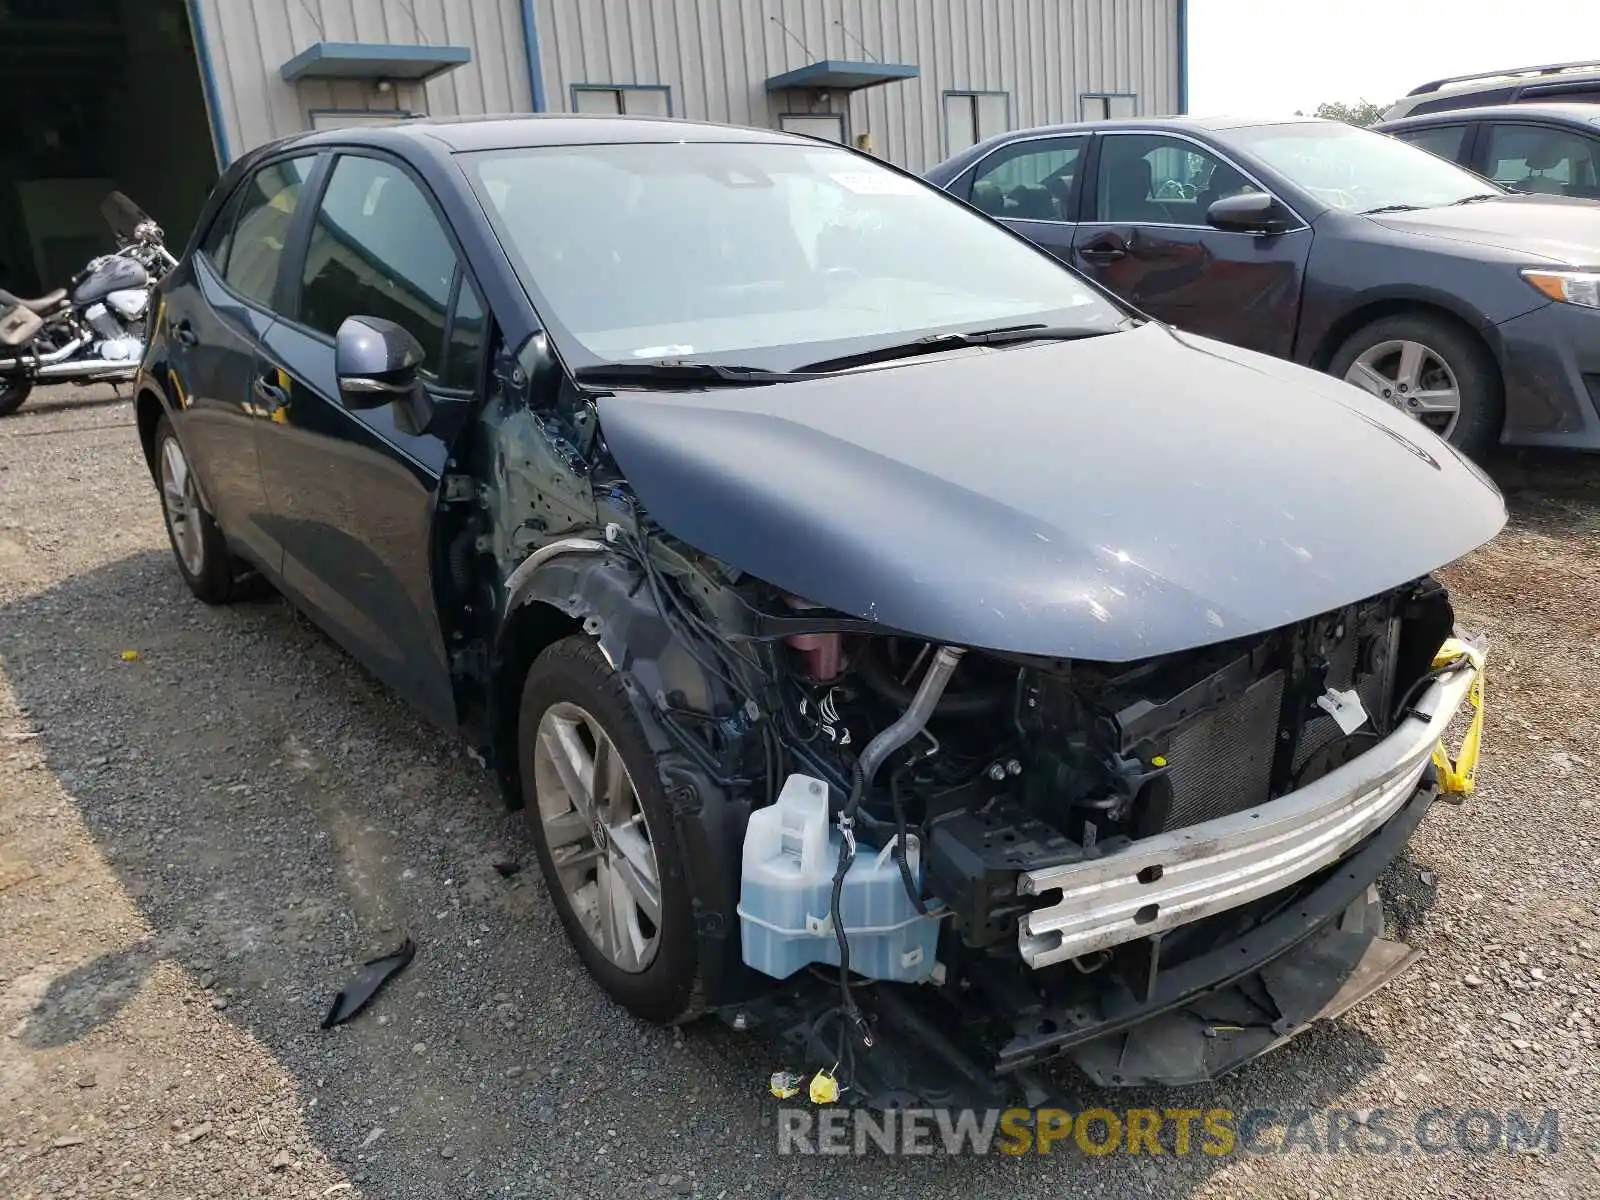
[926,115,1600,458]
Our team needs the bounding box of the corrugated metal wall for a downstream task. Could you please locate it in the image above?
[197,0,1178,171]
[196,0,532,158]
[533,0,1181,171]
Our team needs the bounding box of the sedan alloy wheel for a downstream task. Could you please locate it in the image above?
[1343,338,1461,439]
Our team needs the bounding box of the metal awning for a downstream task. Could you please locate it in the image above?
[280,41,471,84]
[764,59,919,93]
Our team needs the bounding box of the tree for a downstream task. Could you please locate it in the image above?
[1297,100,1391,128]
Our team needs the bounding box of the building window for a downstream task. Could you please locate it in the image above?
[779,113,846,143]
[571,85,671,117]
[1080,93,1139,120]
[944,91,1009,155]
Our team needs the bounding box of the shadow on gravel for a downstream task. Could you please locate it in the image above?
[18,941,159,1049]
[1482,448,1600,536]
[2,383,130,420]
[2,549,1410,1199]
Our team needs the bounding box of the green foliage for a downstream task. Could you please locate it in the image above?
[1297,100,1392,128]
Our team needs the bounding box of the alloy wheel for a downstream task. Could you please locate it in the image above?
[159,436,205,577]
[1343,339,1461,438]
[532,701,663,973]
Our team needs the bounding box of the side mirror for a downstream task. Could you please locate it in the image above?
[335,316,425,411]
[1206,191,1290,234]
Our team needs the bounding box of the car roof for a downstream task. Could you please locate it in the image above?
[254,112,814,157]
[942,114,1332,164]
[965,114,1333,139]
[1377,103,1600,130]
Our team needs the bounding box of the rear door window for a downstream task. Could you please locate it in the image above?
[224,156,316,308]
[199,184,247,274]
[968,137,1084,220]
[1392,123,1470,164]
[1486,123,1600,198]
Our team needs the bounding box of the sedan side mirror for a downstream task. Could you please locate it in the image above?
[336,316,425,411]
[1206,191,1290,234]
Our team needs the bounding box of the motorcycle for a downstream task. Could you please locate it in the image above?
[0,192,177,417]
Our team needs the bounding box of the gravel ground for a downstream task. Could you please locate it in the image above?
[1,383,1597,1199]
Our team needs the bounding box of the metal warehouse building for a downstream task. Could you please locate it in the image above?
[0,0,1184,294]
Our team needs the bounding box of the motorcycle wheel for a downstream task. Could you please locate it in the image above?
[0,378,31,417]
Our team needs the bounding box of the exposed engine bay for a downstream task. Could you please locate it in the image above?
[497,499,1466,1103]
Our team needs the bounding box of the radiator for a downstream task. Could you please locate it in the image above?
[1160,669,1286,831]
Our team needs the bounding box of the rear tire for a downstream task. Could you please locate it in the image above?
[518,635,704,1025]
[154,414,244,605]
[0,379,31,417]
[1329,313,1502,460]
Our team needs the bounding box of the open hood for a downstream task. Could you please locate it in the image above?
[596,324,1505,661]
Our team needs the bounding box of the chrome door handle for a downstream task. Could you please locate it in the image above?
[1078,240,1127,264]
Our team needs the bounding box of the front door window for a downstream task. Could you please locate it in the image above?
[1485,123,1600,198]
[1094,134,1258,227]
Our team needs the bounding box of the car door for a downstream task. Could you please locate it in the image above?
[959,135,1088,263]
[252,151,489,730]
[1480,121,1600,199]
[159,155,318,575]
[1071,131,1313,358]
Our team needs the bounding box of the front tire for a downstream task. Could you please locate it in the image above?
[518,635,703,1024]
[0,378,31,417]
[1329,314,1502,459]
[154,414,242,605]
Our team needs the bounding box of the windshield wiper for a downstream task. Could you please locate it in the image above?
[796,324,1116,374]
[1359,203,1425,215]
[572,360,817,389]
[1450,193,1504,205]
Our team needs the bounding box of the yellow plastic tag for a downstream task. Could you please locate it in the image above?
[1430,637,1486,796]
[808,1067,841,1105]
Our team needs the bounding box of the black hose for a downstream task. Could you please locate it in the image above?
[858,641,1007,717]
[829,760,872,1045]
[889,766,929,915]
[1390,659,1469,726]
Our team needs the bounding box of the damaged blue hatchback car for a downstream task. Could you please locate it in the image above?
[133,114,1503,1106]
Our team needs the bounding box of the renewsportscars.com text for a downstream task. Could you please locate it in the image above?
[777,1106,1561,1157]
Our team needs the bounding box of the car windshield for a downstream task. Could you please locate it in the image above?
[1228,120,1506,213]
[464,140,1125,371]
